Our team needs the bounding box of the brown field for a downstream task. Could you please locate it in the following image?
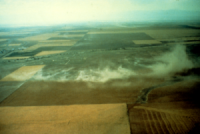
[129,105,200,133]
[128,79,200,133]
[134,106,200,117]
[0,78,164,106]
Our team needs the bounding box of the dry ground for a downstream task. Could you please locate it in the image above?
[0,24,200,133]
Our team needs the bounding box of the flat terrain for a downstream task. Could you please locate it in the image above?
[0,23,200,133]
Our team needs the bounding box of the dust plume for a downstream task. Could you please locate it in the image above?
[75,44,195,82]
[148,44,194,77]
[32,68,74,81]
[32,44,196,83]
[76,66,136,82]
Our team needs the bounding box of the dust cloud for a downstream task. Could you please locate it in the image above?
[32,44,197,83]
[76,44,196,82]
[32,68,74,81]
[148,44,194,77]
[76,66,136,82]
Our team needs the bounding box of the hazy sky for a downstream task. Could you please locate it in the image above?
[0,0,200,26]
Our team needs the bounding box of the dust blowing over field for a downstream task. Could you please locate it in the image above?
[76,44,197,82]
[31,44,199,91]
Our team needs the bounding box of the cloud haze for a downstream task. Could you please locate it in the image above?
[0,0,200,26]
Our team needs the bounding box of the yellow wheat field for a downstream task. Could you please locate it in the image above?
[0,65,45,81]
[35,51,66,56]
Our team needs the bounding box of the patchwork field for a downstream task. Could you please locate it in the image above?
[20,41,77,52]
[0,23,200,133]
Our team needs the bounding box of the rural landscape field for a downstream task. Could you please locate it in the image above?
[0,22,200,133]
[1,0,200,133]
